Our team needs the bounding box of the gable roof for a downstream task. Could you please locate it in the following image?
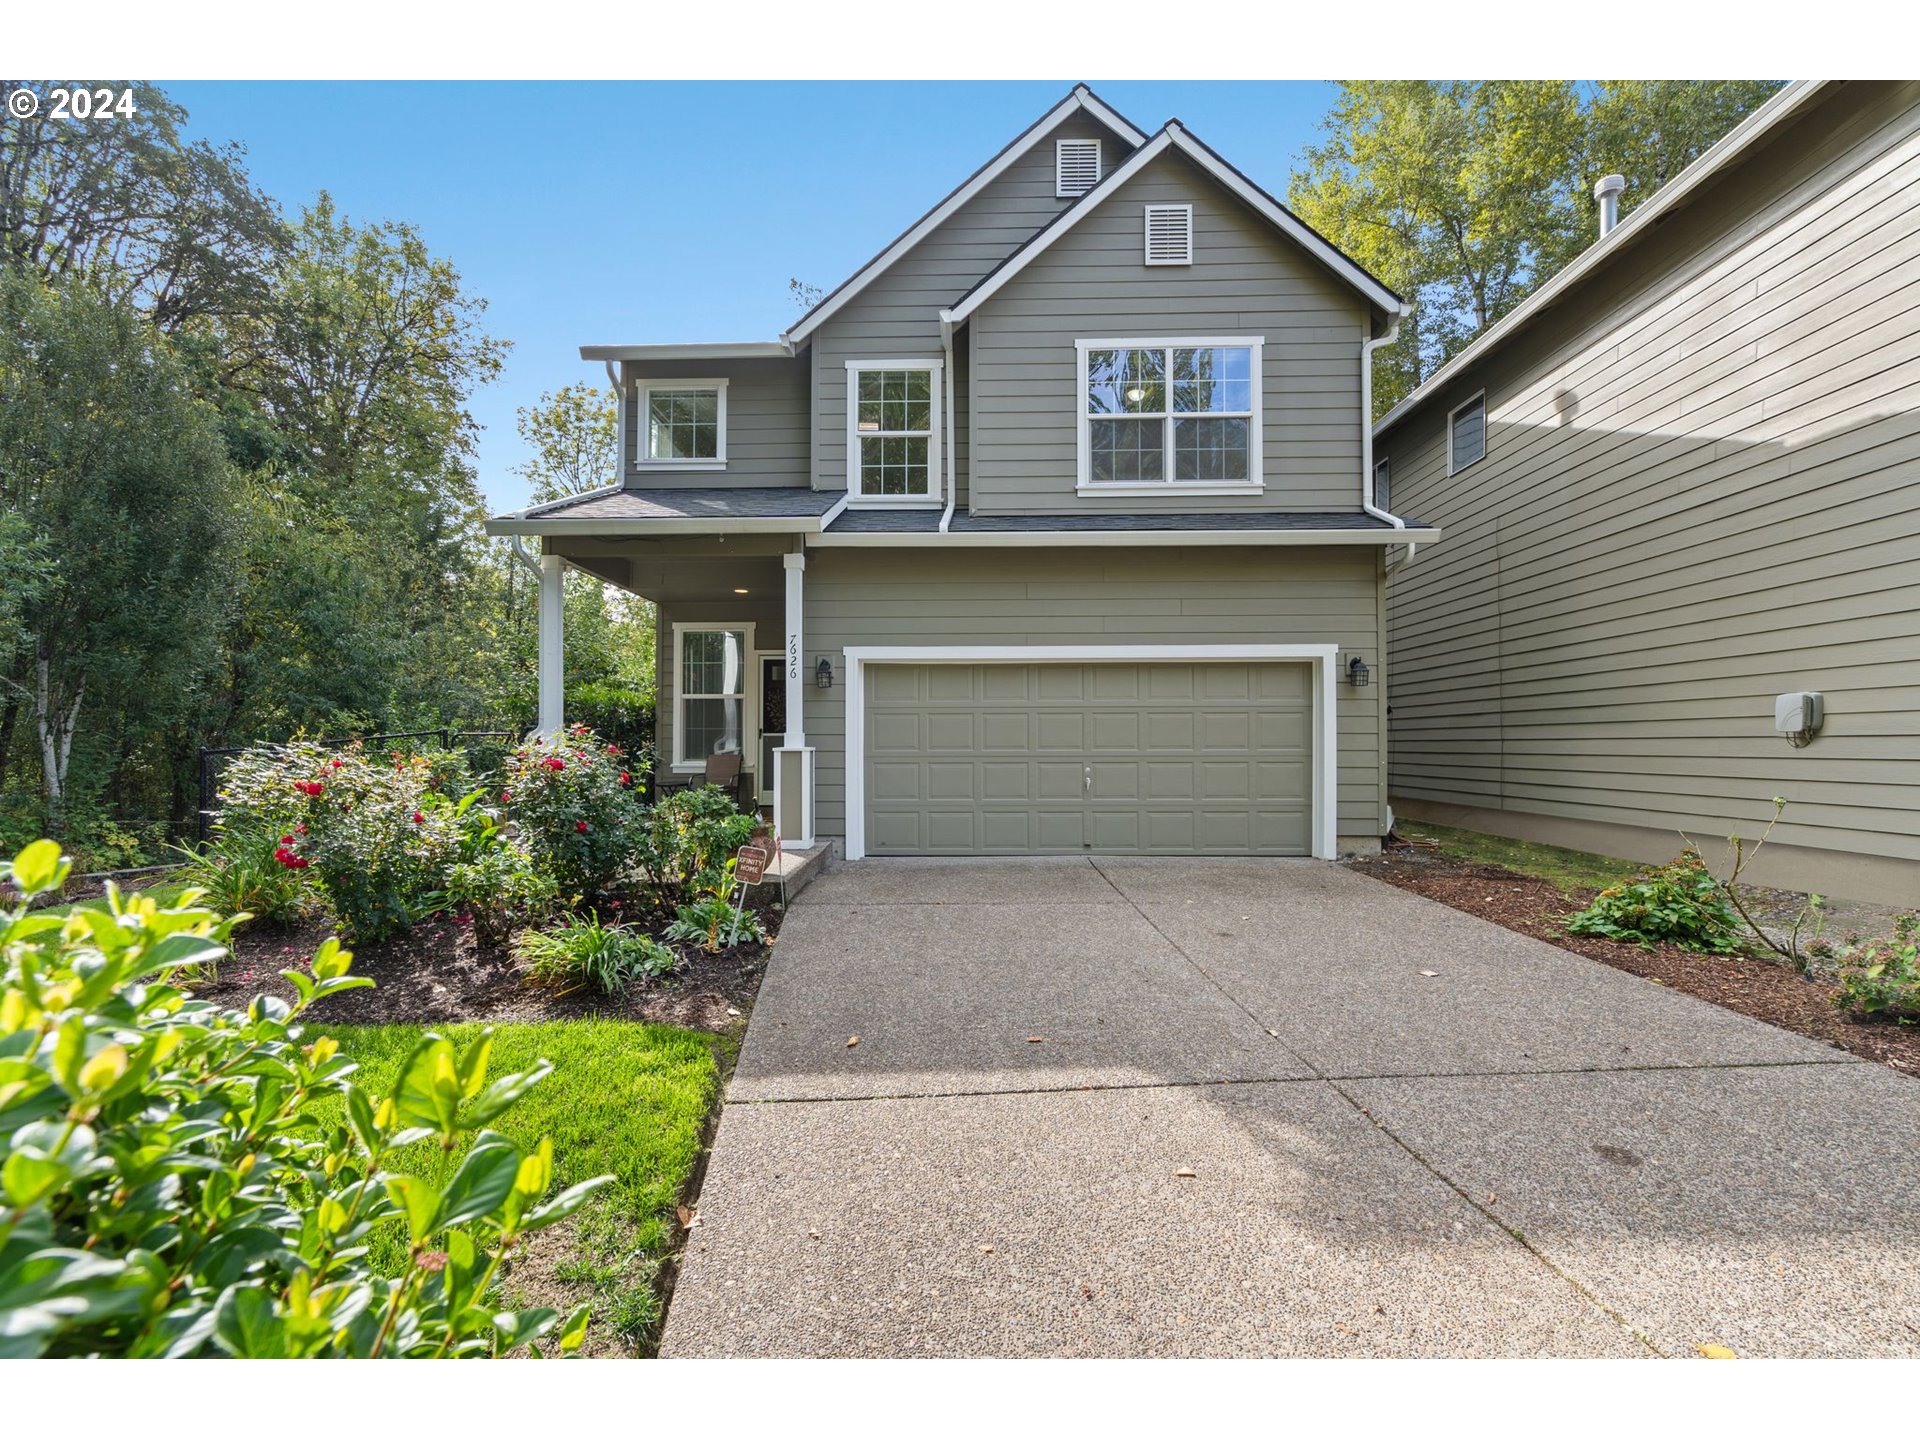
[780,84,1149,348]
[1372,79,1827,435]
[941,121,1408,326]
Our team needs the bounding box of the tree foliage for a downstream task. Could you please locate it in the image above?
[1290,80,1783,414]
[513,383,616,505]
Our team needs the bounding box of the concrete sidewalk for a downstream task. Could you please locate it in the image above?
[662,858,1920,1357]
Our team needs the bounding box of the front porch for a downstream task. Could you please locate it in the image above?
[523,528,822,849]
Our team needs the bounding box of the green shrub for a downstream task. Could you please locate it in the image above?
[632,785,757,916]
[443,799,556,945]
[1832,912,1920,1023]
[171,831,313,928]
[568,680,656,759]
[0,839,610,1358]
[515,913,679,995]
[664,895,767,952]
[1564,849,1744,953]
[500,726,647,897]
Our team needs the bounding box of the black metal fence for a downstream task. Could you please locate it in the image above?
[195,729,516,844]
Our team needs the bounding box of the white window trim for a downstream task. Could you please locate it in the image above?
[1055,137,1102,198]
[636,377,728,472]
[840,644,1340,862]
[670,621,757,772]
[1446,390,1487,477]
[1143,203,1194,266]
[844,358,944,508]
[1074,337,1264,496]
[1372,455,1390,511]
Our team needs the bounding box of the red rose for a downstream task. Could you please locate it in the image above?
[281,835,293,845]
[331,759,344,769]
[295,823,307,834]
[500,790,512,802]
[575,820,588,833]
[619,771,631,787]
[543,757,565,772]
[607,744,621,757]
[412,811,425,824]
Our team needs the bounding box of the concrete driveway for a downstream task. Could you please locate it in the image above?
[661,858,1920,1357]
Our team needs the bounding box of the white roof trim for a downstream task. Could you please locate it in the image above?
[1373,79,1828,435]
[781,85,1149,348]
[486,515,829,538]
[579,342,791,361]
[942,122,1406,327]
[809,526,1440,549]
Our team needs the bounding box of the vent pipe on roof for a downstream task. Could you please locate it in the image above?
[1593,173,1626,238]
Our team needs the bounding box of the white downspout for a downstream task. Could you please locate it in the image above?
[605,361,627,482]
[938,317,957,533]
[1361,313,1417,573]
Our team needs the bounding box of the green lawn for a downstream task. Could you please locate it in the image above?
[317,1018,721,1350]
[1395,819,1645,895]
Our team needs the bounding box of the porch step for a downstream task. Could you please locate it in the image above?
[751,842,830,906]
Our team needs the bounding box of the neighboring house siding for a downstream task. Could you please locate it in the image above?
[624,356,810,488]
[1380,80,1920,895]
[969,150,1369,516]
[810,114,1132,494]
[800,546,1387,842]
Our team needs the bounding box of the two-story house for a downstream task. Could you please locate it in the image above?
[487,86,1433,860]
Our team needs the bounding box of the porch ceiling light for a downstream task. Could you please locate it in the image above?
[733,587,750,594]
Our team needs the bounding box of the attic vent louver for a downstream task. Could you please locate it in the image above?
[1143,203,1193,265]
[1056,138,1102,197]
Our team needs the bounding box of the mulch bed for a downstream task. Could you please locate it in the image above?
[191,897,781,1037]
[1350,849,1920,1079]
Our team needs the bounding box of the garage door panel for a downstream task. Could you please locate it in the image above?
[866,662,1313,857]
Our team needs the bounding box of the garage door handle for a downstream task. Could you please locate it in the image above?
[1084,763,1092,797]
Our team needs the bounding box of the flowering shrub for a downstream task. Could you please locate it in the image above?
[1564,850,1744,954]
[0,840,608,1358]
[444,805,557,945]
[631,785,757,916]
[499,725,647,897]
[1832,912,1920,1023]
[220,741,456,940]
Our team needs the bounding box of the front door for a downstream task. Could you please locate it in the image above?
[757,653,784,806]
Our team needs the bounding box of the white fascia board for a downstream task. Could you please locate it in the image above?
[783,89,1146,348]
[579,342,792,361]
[808,526,1440,549]
[485,516,826,538]
[943,124,1406,327]
[1372,79,1828,437]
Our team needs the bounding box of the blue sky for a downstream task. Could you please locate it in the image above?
[165,81,1339,511]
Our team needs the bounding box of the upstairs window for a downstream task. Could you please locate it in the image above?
[1143,204,1193,265]
[847,360,942,503]
[640,379,727,468]
[1056,138,1103,197]
[1373,456,1390,510]
[1448,392,1487,474]
[1077,339,1262,492]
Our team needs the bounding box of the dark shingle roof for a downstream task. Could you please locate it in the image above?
[511,487,840,522]
[826,509,1417,534]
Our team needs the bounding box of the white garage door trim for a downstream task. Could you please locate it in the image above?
[842,644,1339,861]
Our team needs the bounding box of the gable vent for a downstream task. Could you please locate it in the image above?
[1143,203,1194,265]
[1055,138,1103,198]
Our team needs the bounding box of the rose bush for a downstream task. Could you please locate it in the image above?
[499,725,647,897]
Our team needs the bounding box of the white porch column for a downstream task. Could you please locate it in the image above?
[536,549,565,737]
[773,550,815,846]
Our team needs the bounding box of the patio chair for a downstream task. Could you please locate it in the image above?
[656,750,745,806]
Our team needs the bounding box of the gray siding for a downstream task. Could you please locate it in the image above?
[624,356,809,488]
[1378,80,1920,884]
[801,546,1388,842]
[811,113,1133,495]
[970,150,1371,515]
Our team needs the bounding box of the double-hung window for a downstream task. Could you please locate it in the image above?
[1077,339,1262,493]
[638,379,727,469]
[846,360,942,503]
[673,624,752,769]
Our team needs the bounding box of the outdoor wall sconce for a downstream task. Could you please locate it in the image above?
[1348,656,1371,688]
[815,658,834,690]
